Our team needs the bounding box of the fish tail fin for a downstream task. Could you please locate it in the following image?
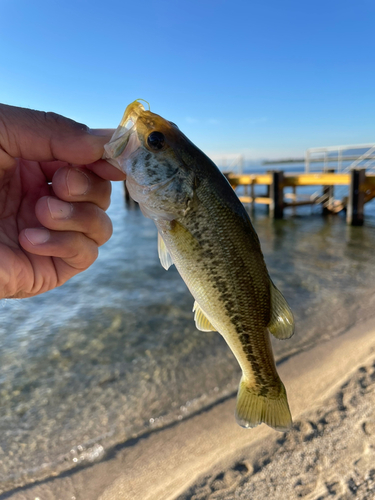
[235,376,292,432]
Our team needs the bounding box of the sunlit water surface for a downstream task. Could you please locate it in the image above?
[1,177,375,491]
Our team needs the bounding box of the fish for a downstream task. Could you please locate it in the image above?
[103,100,295,431]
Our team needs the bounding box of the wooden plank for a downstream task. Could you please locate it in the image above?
[228,174,272,185]
[284,200,318,207]
[239,196,272,205]
[228,173,351,186]
[364,190,375,204]
[362,175,375,189]
[283,173,350,186]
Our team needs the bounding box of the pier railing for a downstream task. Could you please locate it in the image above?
[305,143,375,173]
[211,154,245,174]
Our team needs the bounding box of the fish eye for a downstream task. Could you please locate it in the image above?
[147,131,165,150]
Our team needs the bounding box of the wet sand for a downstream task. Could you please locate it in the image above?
[6,316,375,500]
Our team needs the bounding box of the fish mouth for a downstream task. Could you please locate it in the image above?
[103,100,146,171]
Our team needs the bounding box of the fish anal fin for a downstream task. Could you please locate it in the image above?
[268,282,295,340]
[235,376,292,432]
[158,233,174,270]
[193,301,216,332]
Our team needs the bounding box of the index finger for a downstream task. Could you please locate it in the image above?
[0,104,112,169]
[37,158,126,183]
[86,159,126,181]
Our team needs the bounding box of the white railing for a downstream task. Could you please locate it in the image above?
[305,143,375,173]
[210,154,245,174]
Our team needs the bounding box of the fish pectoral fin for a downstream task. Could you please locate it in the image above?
[158,233,174,270]
[268,282,295,340]
[193,301,216,332]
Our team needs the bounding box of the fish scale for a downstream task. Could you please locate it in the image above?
[170,201,276,390]
[104,100,295,431]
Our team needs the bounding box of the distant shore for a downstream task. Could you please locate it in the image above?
[7,315,375,500]
[262,158,304,165]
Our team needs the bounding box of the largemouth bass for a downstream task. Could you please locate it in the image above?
[104,100,294,431]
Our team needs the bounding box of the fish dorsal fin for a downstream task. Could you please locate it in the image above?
[158,233,173,270]
[193,301,216,332]
[268,282,294,339]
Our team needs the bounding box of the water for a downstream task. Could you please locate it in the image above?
[1,170,375,493]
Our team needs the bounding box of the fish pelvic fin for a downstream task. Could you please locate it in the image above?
[158,233,174,270]
[193,301,216,332]
[235,376,292,432]
[268,281,294,340]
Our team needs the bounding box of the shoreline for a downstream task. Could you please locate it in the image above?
[5,315,375,500]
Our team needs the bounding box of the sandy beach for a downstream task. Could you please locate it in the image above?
[4,315,375,500]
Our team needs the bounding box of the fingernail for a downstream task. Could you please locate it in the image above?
[25,228,50,245]
[47,197,73,220]
[67,168,90,196]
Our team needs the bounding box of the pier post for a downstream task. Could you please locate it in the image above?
[269,170,284,219]
[250,178,255,213]
[265,170,271,214]
[124,181,138,208]
[322,168,335,215]
[292,186,297,216]
[347,169,365,226]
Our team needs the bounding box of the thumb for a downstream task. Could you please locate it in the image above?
[0,104,112,169]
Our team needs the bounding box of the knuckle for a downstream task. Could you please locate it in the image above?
[85,175,112,209]
[70,238,98,270]
[92,214,113,246]
[0,108,18,156]
[44,112,88,134]
[101,218,113,244]
[99,181,112,210]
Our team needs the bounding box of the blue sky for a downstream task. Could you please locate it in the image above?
[1,0,374,160]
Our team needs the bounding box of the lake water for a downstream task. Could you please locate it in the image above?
[1,166,375,493]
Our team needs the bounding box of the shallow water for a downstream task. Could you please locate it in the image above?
[1,179,375,492]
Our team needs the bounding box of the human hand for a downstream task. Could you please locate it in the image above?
[0,104,126,299]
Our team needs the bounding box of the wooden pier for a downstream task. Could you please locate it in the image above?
[226,169,375,226]
[123,168,375,226]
